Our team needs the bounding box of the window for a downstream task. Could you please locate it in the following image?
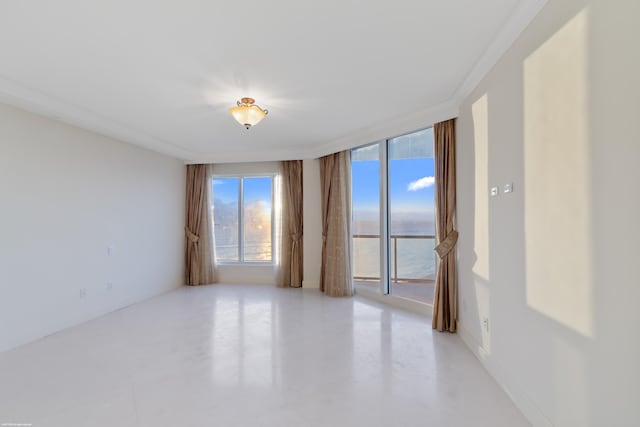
[212,176,274,263]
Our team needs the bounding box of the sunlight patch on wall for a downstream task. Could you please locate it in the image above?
[524,8,593,337]
[470,93,492,353]
[472,94,490,282]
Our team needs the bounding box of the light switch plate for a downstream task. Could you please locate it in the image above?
[504,183,513,193]
[490,186,499,197]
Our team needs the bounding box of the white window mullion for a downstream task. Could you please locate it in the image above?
[271,175,275,264]
[238,177,244,263]
[379,141,390,295]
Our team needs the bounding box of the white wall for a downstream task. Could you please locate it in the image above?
[456,0,640,426]
[0,103,185,353]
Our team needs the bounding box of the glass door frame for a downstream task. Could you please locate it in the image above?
[351,126,435,305]
[378,141,390,296]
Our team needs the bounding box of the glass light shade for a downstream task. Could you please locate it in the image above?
[230,105,267,129]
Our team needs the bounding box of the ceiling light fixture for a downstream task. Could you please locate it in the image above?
[229,97,268,130]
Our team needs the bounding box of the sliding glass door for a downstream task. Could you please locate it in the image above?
[351,128,435,304]
[351,144,383,293]
[388,129,435,304]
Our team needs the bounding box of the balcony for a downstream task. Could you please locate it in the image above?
[353,234,436,305]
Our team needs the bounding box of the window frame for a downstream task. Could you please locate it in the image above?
[212,173,276,265]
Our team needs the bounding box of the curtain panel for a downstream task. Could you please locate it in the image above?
[279,160,304,288]
[432,119,458,332]
[319,151,353,297]
[184,164,216,286]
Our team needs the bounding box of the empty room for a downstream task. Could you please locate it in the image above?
[1,0,638,426]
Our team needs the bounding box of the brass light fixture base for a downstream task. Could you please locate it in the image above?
[230,97,269,130]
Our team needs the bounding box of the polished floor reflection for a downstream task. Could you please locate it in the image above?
[355,279,436,304]
[0,285,529,426]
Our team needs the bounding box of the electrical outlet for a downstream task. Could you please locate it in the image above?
[79,288,87,299]
[490,186,499,197]
[483,317,489,333]
[106,282,113,291]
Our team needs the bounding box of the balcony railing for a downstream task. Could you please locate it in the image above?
[352,234,437,283]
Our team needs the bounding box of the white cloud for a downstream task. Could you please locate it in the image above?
[407,176,435,191]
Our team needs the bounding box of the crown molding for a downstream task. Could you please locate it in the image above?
[308,98,459,159]
[0,0,547,164]
[184,148,314,165]
[305,0,548,159]
[0,75,195,160]
[451,0,549,105]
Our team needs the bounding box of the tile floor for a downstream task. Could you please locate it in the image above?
[0,285,529,426]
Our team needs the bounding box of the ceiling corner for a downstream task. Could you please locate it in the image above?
[0,75,194,161]
[452,0,549,106]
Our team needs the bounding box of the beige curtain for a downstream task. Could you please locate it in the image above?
[432,119,458,332]
[319,151,353,297]
[184,164,216,286]
[279,160,304,288]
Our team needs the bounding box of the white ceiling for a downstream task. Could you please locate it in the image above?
[0,0,546,163]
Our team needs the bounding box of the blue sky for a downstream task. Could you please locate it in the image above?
[212,177,272,214]
[212,177,239,203]
[213,177,271,202]
[352,157,435,215]
[351,127,435,220]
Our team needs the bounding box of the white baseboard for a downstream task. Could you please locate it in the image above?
[302,280,319,289]
[457,323,554,427]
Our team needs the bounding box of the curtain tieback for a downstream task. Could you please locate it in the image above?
[291,232,302,241]
[185,227,199,243]
[434,230,458,259]
[322,233,327,243]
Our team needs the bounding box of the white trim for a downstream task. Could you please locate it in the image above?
[0,1,547,164]
[458,323,555,427]
[238,177,244,262]
[310,0,548,159]
[215,261,274,266]
[451,0,549,106]
[0,75,195,160]
[379,142,390,295]
[212,174,276,264]
[310,99,458,159]
[302,280,319,289]
[185,149,313,165]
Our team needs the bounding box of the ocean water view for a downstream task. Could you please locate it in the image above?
[214,218,436,275]
[214,226,272,262]
[214,200,273,262]
[353,219,437,280]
